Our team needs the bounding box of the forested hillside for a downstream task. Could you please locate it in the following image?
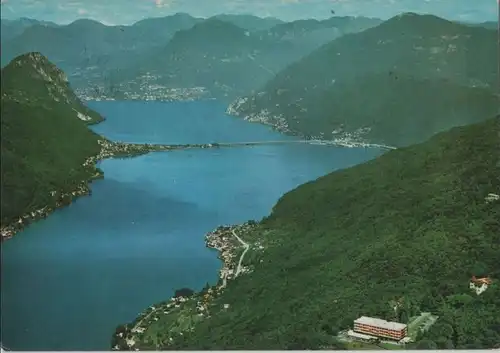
[1,52,102,226]
[122,116,500,350]
[228,13,499,146]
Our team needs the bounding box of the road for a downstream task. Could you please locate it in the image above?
[232,229,250,276]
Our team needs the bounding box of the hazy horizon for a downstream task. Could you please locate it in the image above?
[0,0,497,26]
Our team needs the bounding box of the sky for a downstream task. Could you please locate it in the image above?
[0,0,498,25]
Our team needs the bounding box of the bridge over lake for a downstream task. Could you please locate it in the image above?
[165,139,396,150]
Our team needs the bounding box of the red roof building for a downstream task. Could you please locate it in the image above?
[353,316,408,341]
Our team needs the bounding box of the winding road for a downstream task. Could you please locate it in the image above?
[232,229,250,276]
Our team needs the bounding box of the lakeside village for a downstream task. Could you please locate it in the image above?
[226,98,396,151]
[0,139,185,241]
[111,222,261,350]
[74,72,210,102]
[111,221,497,351]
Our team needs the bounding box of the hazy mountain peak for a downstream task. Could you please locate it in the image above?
[172,17,246,41]
[2,52,78,107]
[397,11,420,17]
[196,17,244,30]
[383,12,454,28]
[7,52,67,81]
[67,18,108,28]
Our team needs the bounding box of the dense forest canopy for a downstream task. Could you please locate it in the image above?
[0,53,102,225]
[133,117,500,350]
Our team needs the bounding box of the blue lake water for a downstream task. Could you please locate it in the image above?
[1,100,383,350]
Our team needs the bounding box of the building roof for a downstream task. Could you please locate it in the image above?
[347,330,377,340]
[354,316,407,331]
[471,276,493,285]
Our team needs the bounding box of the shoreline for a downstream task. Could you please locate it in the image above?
[225,102,397,151]
[0,139,180,241]
[111,222,257,350]
[84,97,395,151]
[0,132,386,241]
[241,116,397,151]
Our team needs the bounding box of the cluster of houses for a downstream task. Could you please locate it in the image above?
[1,139,165,241]
[1,206,51,240]
[86,139,173,164]
[205,222,257,284]
[119,295,198,350]
[75,72,209,102]
[116,287,227,350]
[0,181,92,240]
[113,223,258,350]
[205,225,241,286]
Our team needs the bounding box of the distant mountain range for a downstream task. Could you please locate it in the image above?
[227,13,499,146]
[1,17,59,42]
[108,18,283,98]
[1,13,495,104]
[105,15,381,99]
[0,13,381,98]
[464,20,498,30]
[212,14,284,31]
[1,13,204,74]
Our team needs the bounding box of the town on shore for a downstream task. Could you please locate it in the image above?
[74,74,210,102]
[111,221,258,350]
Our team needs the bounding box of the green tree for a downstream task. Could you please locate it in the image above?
[416,340,438,349]
[471,261,488,277]
[431,322,454,340]
[436,338,455,349]
[399,309,409,324]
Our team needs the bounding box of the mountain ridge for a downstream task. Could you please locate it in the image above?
[227,13,499,146]
[1,13,382,99]
[105,15,382,100]
[1,52,103,228]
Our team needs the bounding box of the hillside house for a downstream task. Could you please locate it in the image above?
[469,276,492,295]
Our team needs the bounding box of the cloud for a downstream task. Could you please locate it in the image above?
[154,0,174,8]
[77,8,88,15]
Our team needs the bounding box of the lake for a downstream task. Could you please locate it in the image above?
[0,100,383,350]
